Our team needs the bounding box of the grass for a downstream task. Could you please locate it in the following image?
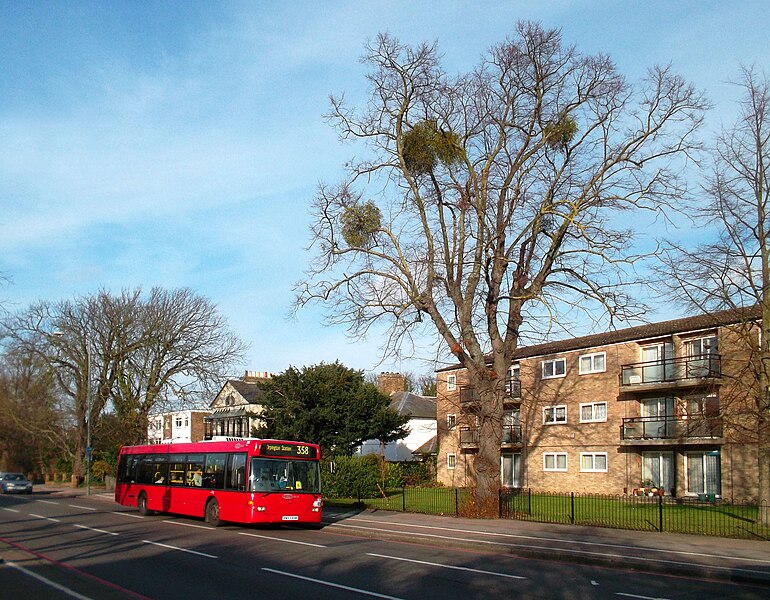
[325,488,770,540]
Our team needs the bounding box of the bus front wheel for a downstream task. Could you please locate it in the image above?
[137,492,154,516]
[205,498,221,527]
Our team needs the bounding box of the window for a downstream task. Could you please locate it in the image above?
[580,402,607,423]
[580,453,608,472]
[447,453,457,470]
[543,453,568,471]
[542,358,566,379]
[184,417,189,427]
[175,417,182,428]
[447,414,457,430]
[543,405,567,424]
[579,352,606,374]
[447,374,457,391]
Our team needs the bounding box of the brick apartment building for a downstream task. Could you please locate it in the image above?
[436,306,762,500]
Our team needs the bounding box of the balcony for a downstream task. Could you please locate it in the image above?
[620,354,721,392]
[459,425,522,449]
[460,379,521,406]
[621,415,723,445]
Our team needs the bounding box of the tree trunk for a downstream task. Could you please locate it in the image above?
[472,384,503,517]
[758,409,770,527]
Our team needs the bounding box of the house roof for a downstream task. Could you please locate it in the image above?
[209,378,265,409]
[228,379,264,403]
[389,392,436,419]
[412,435,437,455]
[437,304,761,372]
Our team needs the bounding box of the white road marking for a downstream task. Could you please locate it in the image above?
[162,520,213,530]
[30,513,60,523]
[142,540,218,558]
[239,531,326,547]
[340,516,770,565]
[69,504,97,511]
[111,511,143,519]
[366,552,526,579]
[616,593,671,600]
[262,568,404,599]
[2,507,20,513]
[35,499,59,505]
[74,524,119,536]
[5,560,95,600]
[329,522,770,578]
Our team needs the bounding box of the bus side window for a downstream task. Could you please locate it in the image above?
[204,453,227,490]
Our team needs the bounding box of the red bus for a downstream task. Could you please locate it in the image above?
[114,438,322,526]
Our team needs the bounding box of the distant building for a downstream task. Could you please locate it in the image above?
[203,371,272,439]
[357,373,437,461]
[147,409,210,444]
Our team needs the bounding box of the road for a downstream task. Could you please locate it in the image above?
[1,491,768,599]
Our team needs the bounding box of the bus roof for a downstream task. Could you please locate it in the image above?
[118,438,320,456]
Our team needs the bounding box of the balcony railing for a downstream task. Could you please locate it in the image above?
[459,425,522,448]
[620,354,721,387]
[460,379,521,404]
[621,415,723,441]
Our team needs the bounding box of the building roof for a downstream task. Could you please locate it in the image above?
[437,304,761,372]
[389,392,437,419]
[412,435,437,456]
[228,379,264,404]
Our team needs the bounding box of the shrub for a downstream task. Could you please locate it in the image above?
[322,454,382,499]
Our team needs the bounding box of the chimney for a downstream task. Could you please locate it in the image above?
[378,372,405,396]
[243,370,272,383]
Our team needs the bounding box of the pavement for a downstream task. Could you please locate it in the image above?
[29,484,770,587]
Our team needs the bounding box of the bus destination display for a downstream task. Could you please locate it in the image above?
[260,443,317,459]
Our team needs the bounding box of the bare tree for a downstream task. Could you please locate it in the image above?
[112,287,247,443]
[296,23,707,513]
[0,344,72,477]
[658,67,770,523]
[1,287,247,476]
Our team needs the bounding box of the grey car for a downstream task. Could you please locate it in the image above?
[0,473,33,494]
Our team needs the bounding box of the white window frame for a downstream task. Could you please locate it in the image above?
[579,402,608,423]
[447,413,457,430]
[579,352,606,375]
[543,452,568,472]
[542,358,566,379]
[543,405,567,424]
[580,452,608,472]
[447,374,457,391]
[447,453,457,470]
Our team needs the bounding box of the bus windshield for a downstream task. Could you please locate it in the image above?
[250,457,320,493]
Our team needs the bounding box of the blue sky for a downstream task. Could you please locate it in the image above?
[1,1,769,380]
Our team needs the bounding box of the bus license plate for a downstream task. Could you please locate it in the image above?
[282,516,299,521]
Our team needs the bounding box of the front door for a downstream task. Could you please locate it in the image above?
[687,451,721,496]
[642,452,675,495]
[501,452,521,488]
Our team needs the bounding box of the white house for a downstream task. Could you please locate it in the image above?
[358,390,437,461]
[146,409,210,444]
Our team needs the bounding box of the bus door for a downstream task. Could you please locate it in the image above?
[219,453,248,521]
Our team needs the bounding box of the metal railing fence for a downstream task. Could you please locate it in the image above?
[326,487,770,540]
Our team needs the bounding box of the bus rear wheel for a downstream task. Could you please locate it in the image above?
[137,492,154,516]
[205,498,221,527]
